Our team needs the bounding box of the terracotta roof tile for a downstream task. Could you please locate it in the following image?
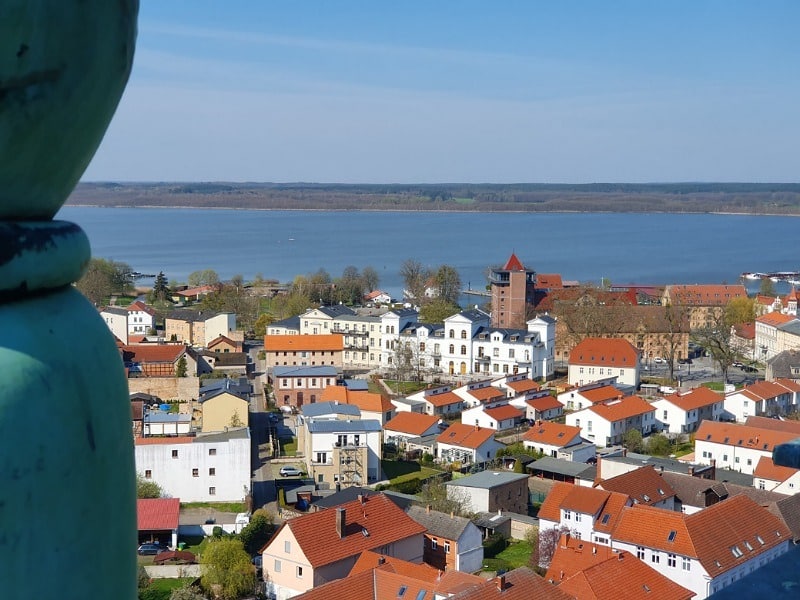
[484,405,523,421]
[545,534,614,583]
[293,568,374,600]
[526,396,562,411]
[523,422,582,447]
[663,387,722,411]
[436,423,496,449]
[503,253,526,271]
[695,420,797,453]
[557,550,695,600]
[597,465,676,506]
[581,385,626,403]
[667,284,748,306]
[277,494,425,569]
[536,273,563,289]
[569,338,639,367]
[264,333,344,352]
[506,379,541,393]
[349,550,439,582]
[745,415,800,434]
[469,386,506,402]
[321,387,394,413]
[384,412,440,436]
[753,456,799,483]
[455,567,573,600]
[121,344,185,364]
[425,391,464,408]
[756,312,797,327]
[137,498,180,531]
[561,486,614,516]
[134,436,194,446]
[612,505,696,557]
[588,395,654,422]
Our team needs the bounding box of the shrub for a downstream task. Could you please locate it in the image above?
[482,533,508,558]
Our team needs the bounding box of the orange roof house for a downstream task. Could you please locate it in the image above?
[263,333,344,370]
[545,534,615,583]
[121,344,185,377]
[436,423,504,464]
[261,494,426,598]
[537,481,632,541]
[383,412,441,438]
[664,284,748,306]
[321,386,394,422]
[756,311,797,328]
[596,465,676,507]
[522,422,583,452]
[569,338,639,367]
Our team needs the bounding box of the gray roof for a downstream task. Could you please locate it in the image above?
[454,309,490,322]
[334,314,380,323]
[144,412,191,424]
[473,512,511,529]
[385,308,418,318]
[272,365,338,378]
[311,487,414,511]
[300,401,360,418]
[767,349,800,380]
[285,484,316,504]
[200,377,252,396]
[343,379,369,391]
[778,319,800,334]
[269,315,300,331]
[531,314,556,324]
[315,305,357,318]
[527,456,593,477]
[445,470,528,490]
[603,453,710,476]
[167,309,219,322]
[194,427,250,443]
[101,306,128,316]
[405,505,474,540]
[199,385,248,404]
[659,471,780,510]
[306,419,382,433]
[767,493,800,542]
[213,352,248,367]
[392,397,428,408]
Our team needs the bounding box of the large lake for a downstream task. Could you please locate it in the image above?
[57,207,798,300]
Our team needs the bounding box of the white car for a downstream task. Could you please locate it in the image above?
[659,385,676,395]
[279,466,302,477]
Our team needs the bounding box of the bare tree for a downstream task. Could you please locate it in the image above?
[401,259,431,304]
[362,265,380,292]
[692,300,748,382]
[434,264,462,306]
[418,477,471,516]
[530,525,571,569]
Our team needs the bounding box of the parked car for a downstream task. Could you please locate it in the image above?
[659,385,677,395]
[279,466,302,477]
[137,542,167,556]
[742,364,758,373]
[653,357,664,364]
[732,361,744,368]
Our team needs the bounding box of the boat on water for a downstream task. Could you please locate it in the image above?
[742,272,765,280]
[741,270,800,283]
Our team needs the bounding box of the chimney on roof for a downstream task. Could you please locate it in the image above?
[495,574,507,591]
[659,466,664,474]
[358,494,365,505]
[335,507,345,538]
[688,466,694,476]
[592,547,597,555]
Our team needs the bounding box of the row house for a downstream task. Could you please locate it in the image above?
[379,307,420,370]
[382,412,441,448]
[557,382,626,411]
[261,494,425,600]
[460,403,523,432]
[567,337,640,388]
[565,395,656,448]
[299,305,357,335]
[522,421,595,463]
[270,365,338,409]
[435,423,504,464]
[264,334,344,370]
[652,386,725,434]
[332,314,382,370]
[753,456,800,495]
[694,420,798,475]
[754,312,799,361]
[134,428,250,503]
[406,386,464,417]
[723,379,800,422]
[512,395,564,422]
[165,310,236,347]
[453,380,506,409]
[612,495,791,599]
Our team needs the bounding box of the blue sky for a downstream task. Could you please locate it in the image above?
[83,1,800,183]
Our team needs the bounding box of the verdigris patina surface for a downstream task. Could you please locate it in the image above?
[0,2,139,598]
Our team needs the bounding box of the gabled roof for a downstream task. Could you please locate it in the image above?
[535,273,563,289]
[556,549,695,600]
[745,415,800,434]
[384,412,440,436]
[586,395,654,423]
[662,386,722,411]
[666,284,748,306]
[569,337,639,367]
[121,344,185,364]
[526,396,563,411]
[505,378,540,393]
[756,312,797,327]
[301,401,360,419]
[321,386,394,414]
[484,404,523,421]
[545,534,614,584]
[523,422,582,447]
[269,494,425,569]
[264,333,343,352]
[137,498,180,531]
[425,391,464,408]
[537,482,576,522]
[452,566,573,600]
[436,423,496,449]
[310,305,357,318]
[349,550,439,582]
[580,385,626,404]
[468,386,506,403]
[128,300,155,315]
[405,505,474,541]
[445,470,528,490]
[597,465,676,506]
[695,420,797,453]
[735,379,795,401]
[503,252,526,272]
[207,334,238,349]
[754,456,799,483]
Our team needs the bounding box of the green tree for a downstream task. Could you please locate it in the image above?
[418,478,470,516]
[175,355,188,378]
[75,257,134,305]
[759,277,777,297]
[434,264,462,305]
[200,538,256,600]
[151,271,170,302]
[691,299,746,381]
[623,428,644,453]
[238,509,275,556]
[253,312,274,337]
[419,297,460,324]
[188,269,220,287]
[726,296,756,325]
[136,472,163,499]
[646,433,672,457]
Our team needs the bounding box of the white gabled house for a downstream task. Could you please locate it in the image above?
[461,404,523,432]
[723,379,800,422]
[652,386,725,434]
[435,423,504,465]
[522,421,594,462]
[693,420,798,475]
[565,395,656,448]
[753,456,800,495]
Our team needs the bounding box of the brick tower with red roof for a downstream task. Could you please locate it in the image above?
[489,253,536,329]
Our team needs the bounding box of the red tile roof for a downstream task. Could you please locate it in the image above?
[505,378,541,393]
[737,380,795,401]
[425,391,464,408]
[753,456,799,483]
[538,482,631,532]
[469,386,506,403]
[121,344,185,364]
[272,494,425,569]
[569,337,639,367]
[597,465,675,506]
[587,395,654,422]
[695,420,797,453]
[756,312,797,327]
[264,333,344,352]
[436,423,496,449]
[453,567,573,600]
[663,387,722,411]
[732,322,755,340]
[545,534,614,583]
[612,504,696,557]
[137,498,180,531]
[523,422,582,447]
[484,405,523,421]
[745,415,800,434]
[536,273,563,289]
[581,385,626,404]
[667,284,748,306]
[538,482,577,522]
[134,436,194,446]
[349,550,440,582]
[503,253,526,271]
[322,386,394,414]
[384,412,440,436]
[128,300,155,315]
[556,550,695,600]
[526,396,562,411]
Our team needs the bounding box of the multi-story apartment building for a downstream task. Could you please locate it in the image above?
[165,309,236,347]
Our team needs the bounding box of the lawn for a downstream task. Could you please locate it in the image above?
[495,540,533,569]
[180,501,246,513]
[381,460,438,484]
[281,436,298,456]
[383,380,429,395]
[140,577,196,599]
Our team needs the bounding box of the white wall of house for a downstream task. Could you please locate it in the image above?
[694,440,768,475]
[128,308,155,336]
[101,310,128,344]
[568,363,639,388]
[565,407,656,448]
[756,471,800,495]
[460,406,514,431]
[455,524,484,572]
[134,434,250,502]
[438,438,503,465]
[204,313,237,346]
[306,426,382,482]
